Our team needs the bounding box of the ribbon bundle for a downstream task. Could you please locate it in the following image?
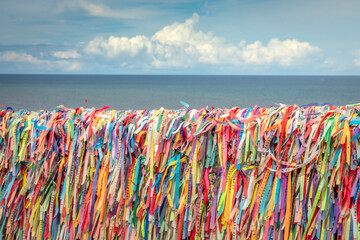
[0,104,360,239]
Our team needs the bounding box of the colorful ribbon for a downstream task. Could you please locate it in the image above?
[0,104,359,239]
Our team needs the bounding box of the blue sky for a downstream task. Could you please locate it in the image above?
[0,0,359,74]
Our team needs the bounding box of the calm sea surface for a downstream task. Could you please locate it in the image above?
[0,75,359,111]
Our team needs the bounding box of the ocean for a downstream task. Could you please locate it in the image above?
[0,75,359,111]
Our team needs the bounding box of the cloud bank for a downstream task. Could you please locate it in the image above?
[0,51,47,64]
[85,13,321,69]
[0,51,80,72]
[0,13,325,73]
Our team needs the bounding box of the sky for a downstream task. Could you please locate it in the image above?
[0,0,359,75]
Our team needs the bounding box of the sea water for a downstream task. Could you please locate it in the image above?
[0,75,359,111]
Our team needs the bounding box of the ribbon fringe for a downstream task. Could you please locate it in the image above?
[0,104,360,239]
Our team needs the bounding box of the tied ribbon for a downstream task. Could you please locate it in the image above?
[0,104,359,239]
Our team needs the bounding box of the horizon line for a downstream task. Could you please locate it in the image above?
[0,73,360,77]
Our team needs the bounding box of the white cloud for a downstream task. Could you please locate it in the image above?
[52,50,80,59]
[0,51,47,64]
[84,13,321,69]
[85,36,150,58]
[66,0,157,19]
[355,50,360,67]
[355,59,360,67]
[0,51,81,71]
[56,60,81,71]
[241,39,320,65]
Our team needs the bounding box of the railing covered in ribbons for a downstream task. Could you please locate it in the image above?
[0,104,360,239]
